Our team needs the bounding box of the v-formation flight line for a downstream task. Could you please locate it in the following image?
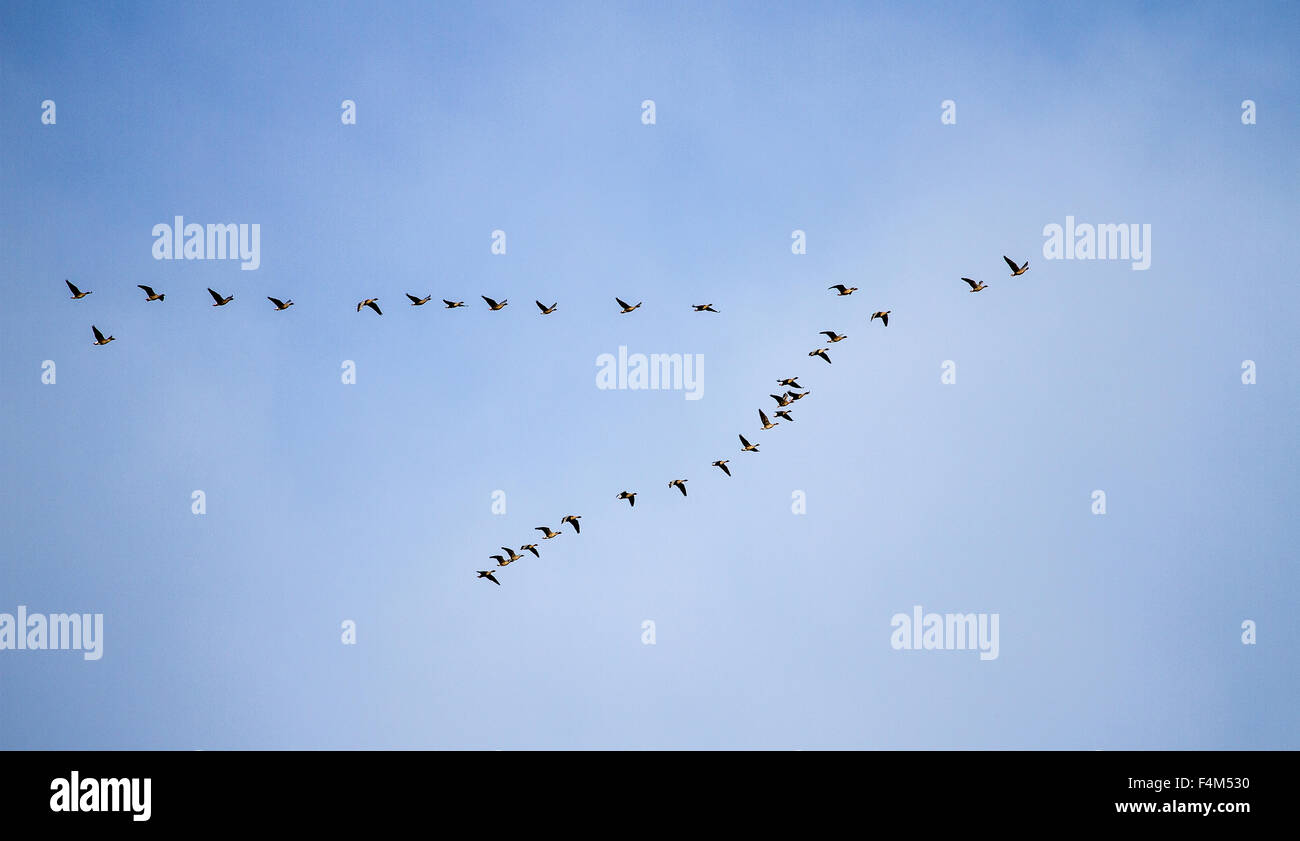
[460,254,1029,585]
[70,254,1030,332]
[480,312,857,577]
[68,255,1027,347]
[56,256,1028,591]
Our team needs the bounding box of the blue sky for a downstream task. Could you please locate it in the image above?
[1,0,1296,748]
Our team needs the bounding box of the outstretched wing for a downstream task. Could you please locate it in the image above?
[209,287,224,303]
[482,295,498,308]
[1003,256,1019,272]
[962,277,979,290]
[366,300,382,315]
[138,285,155,296]
[616,297,630,310]
[267,297,284,308]
[92,325,106,342]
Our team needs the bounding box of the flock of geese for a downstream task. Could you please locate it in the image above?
[60,255,1030,586]
[465,257,1029,586]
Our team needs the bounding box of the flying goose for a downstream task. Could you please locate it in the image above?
[561,514,582,533]
[357,298,382,315]
[91,325,115,346]
[669,479,688,496]
[1003,256,1029,276]
[775,409,794,422]
[500,547,524,563]
[770,393,794,407]
[208,287,234,306]
[476,570,501,585]
[692,304,718,313]
[443,299,466,308]
[535,526,562,539]
[617,491,637,507]
[712,459,731,476]
[809,348,832,364]
[820,330,847,343]
[870,310,890,326]
[536,300,557,315]
[482,295,508,311]
[788,390,810,401]
[777,378,802,389]
[137,284,165,302]
[490,554,513,567]
[739,434,760,453]
[828,284,857,296]
[406,293,432,306]
[65,280,92,299]
[521,544,540,558]
[267,296,294,310]
[962,277,988,292]
[616,297,642,314]
[759,409,779,430]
